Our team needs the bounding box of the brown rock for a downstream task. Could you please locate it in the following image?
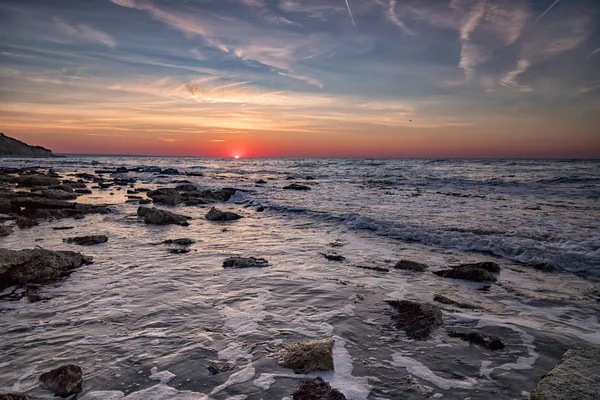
[205,207,242,221]
[394,259,429,272]
[281,338,334,374]
[39,364,83,396]
[386,300,443,340]
[293,377,346,400]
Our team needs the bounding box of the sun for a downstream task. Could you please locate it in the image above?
[234,155,240,159]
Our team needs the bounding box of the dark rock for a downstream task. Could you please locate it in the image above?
[64,235,108,246]
[453,261,501,273]
[285,176,296,180]
[0,393,28,400]
[321,253,345,262]
[256,206,265,212]
[532,262,555,272]
[137,207,190,226]
[160,168,180,175]
[52,226,74,230]
[16,175,61,187]
[11,198,75,210]
[16,217,38,229]
[448,330,504,350]
[529,346,600,400]
[354,264,389,273]
[116,167,128,173]
[433,294,479,309]
[386,300,443,340]
[74,189,92,194]
[163,238,196,246]
[305,176,316,180]
[255,179,267,184]
[75,173,96,180]
[186,172,204,177]
[223,256,269,268]
[39,364,83,396]
[148,188,181,206]
[394,259,429,272]
[207,361,235,375]
[205,207,242,221]
[281,338,334,374]
[0,248,92,289]
[284,183,311,191]
[169,248,190,254]
[0,225,12,237]
[138,199,152,205]
[0,133,55,158]
[433,266,497,282]
[41,189,78,200]
[293,377,346,400]
[175,184,196,192]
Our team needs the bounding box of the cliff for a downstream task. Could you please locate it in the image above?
[0,133,55,157]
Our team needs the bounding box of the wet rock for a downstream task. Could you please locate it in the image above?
[394,259,429,272]
[148,188,181,206]
[160,168,180,175]
[169,248,190,254]
[182,188,236,205]
[293,377,346,400]
[0,393,28,400]
[448,330,504,350]
[205,207,242,221]
[321,253,345,262]
[280,338,334,374]
[16,217,38,229]
[305,176,316,180]
[163,238,196,246]
[11,197,75,210]
[52,226,74,230]
[223,256,269,268]
[74,189,92,194]
[255,179,267,184]
[139,199,152,205]
[175,184,196,192]
[433,294,479,309]
[137,207,190,226]
[454,261,501,273]
[386,300,443,340]
[186,171,204,177]
[64,235,108,246]
[207,361,235,375]
[354,264,389,272]
[116,166,128,173]
[284,183,311,191]
[256,206,265,212]
[0,225,12,237]
[41,189,78,200]
[16,175,61,187]
[39,364,83,396]
[529,345,600,400]
[0,248,92,289]
[433,266,497,282]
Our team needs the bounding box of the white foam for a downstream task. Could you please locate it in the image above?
[210,363,256,395]
[80,391,125,400]
[123,383,208,400]
[218,343,252,364]
[389,353,476,390]
[252,373,308,391]
[225,396,248,400]
[219,292,271,335]
[149,367,176,384]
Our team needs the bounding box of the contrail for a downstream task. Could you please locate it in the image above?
[344,0,356,27]
[587,48,600,58]
[536,0,562,23]
[500,82,517,91]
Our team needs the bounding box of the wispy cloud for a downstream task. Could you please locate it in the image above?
[587,48,600,58]
[54,18,117,48]
[536,0,562,23]
[387,0,415,35]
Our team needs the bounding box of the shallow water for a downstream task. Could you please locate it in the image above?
[1,157,599,399]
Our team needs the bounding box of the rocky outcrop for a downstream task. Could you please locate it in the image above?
[0,394,28,400]
[448,330,504,350]
[223,256,269,268]
[280,338,335,374]
[64,235,108,246]
[205,207,242,221]
[0,133,55,158]
[39,364,83,396]
[386,300,443,340]
[147,186,236,206]
[293,377,346,400]
[0,248,92,289]
[284,183,311,191]
[433,265,497,282]
[394,260,429,272]
[529,346,600,400]
[137,207,190,226]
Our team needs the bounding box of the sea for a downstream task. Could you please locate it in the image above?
[0,157,599,399]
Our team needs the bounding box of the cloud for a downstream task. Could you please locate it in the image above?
[54,18,117,48]
[588,48,600,58]
[387,0,415,35]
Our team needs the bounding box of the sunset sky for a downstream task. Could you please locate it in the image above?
[1,0,599,157]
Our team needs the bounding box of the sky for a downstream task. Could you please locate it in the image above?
[0,0,599,158]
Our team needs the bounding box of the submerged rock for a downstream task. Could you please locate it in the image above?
[0,393,28,400]
[169,248,190,254]
[255,179,267,184]
[293,377,346,400]
[386,300,443,340]
[137,207,190,226]
[284,183,311,191]
[433,265,497,282]
[529,346,600,400]
[321,253,345,262]
[0,248,92,289]
[39,364,83,396]
[433,294,479,309]
[223,256,269,269]
[163,238,196,246]
[205,207,242,221]
[394,259,429,272]
[41,189,77,200]
[16,175,61,187]
[148,188,181,206]
[206,360,235,375]
[453,261,501,273]
[0,225,12,237]
[280,338,335,374]
[448,330,504,350]
[64,235,108,246]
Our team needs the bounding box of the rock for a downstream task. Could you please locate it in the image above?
[163,238,196,246]
[182,188,236,205]
[0,248,92,289]
[16,175,61,187]
[0,225,12,237]
[433,294,479,309]
[39,364,83,396]
[284,183,311,191]
[280,338,334,373]
[116,167,128,173]
[256,206,265,212]
[448,330,504,350]
[64,235,108,246]
[139,199,152,205]
[0,133,55,158]
[529,346,600,400]
[160,168,180,175]
[305,176,316,180]
[74,189,92,194]
[205,207,242,221]
[186,172,204,177]
[453,261,501,273]
[293,377,346,400]
[354,264,389,272]
[41,189,78,200]
[148,188,181,206]
[175,184,196,191]
[394,259,429,272]
[207,361,235,375]
[433,266,497,282]
[321,253,345,262]
[223,256,269,268]
[386,300,443,340]
[137,207,190,226]
[255,179,267,184]
[10,197,75,210]
[52,226,74,230]
[169,248,190,254]
[16,217,37,229]
[0,393,28,400]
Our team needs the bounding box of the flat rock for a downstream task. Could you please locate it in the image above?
[453,261,501,273]
[280,338,334,374]
[41,189,77,200]
[293,377,346,400]
[386,300,443,340]
[137,207,190,226]
[163,238,196,246]
[16,175,61,187]
[433,266,497,282]
[284,183,311,191]
[394,259,429,272]
[11,197,75,210]
[39,364,83,396]
[0,248,92,289]
[529,346,600,400]
[223,256,269,268]
[448,330,504,350]
[64,235,108,246]
[205,207,242,221]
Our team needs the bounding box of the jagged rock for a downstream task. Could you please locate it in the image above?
[433,266,497,282]
[207,361,235,375]
[205,207,242,221]
[321,253,345,262]
[137,207,190,226]
[453,261,501,273]
[0,393,28,400]
[394,259,429,272]
[281,338,334,373]
[0,248,92,289]
[64,235,108,246]
[223,256,269,268]
[256,206,265,212]
[293,377,346,400]
[284,183,311,191]
[448,330,504,350]
[433,294,479,309]
[139,199,152,205]
[39,364,83,396]
[386,300,443,340]
[529,346,600,400]
[148,188,181,206]
[41,189,78,200]
[163,238,196,246]
[0,225,12,237]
